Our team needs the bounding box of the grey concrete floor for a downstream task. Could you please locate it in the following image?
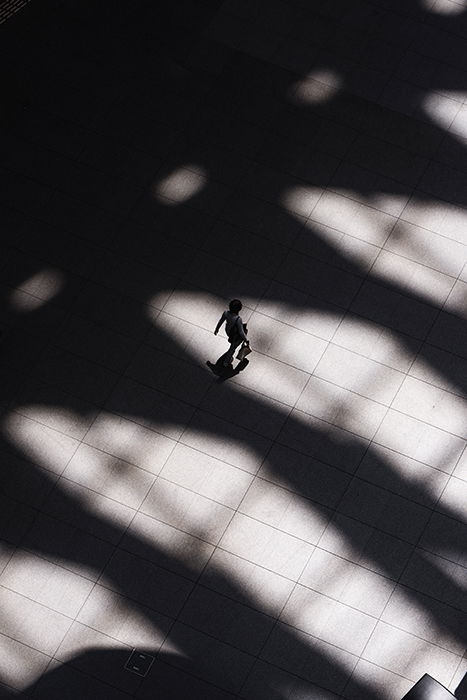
[0,0,466,698]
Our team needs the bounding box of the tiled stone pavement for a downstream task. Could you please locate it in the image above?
[1,0,467,698]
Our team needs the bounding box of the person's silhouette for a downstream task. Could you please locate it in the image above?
[213,299,249,366]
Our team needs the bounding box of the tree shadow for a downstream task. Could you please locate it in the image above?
[1,0,467,698]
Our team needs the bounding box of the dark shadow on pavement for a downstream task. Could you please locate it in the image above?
[1,0,467,698]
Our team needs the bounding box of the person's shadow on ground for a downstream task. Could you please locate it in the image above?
[206,355,250,382]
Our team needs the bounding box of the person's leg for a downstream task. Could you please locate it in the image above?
[223,338,241,365]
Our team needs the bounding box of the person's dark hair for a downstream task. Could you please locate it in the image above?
[229,299,242,313]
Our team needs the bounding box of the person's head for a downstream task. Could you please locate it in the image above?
[229,299,242,313]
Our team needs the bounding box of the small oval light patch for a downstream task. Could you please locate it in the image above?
[9,268,64,312]
[153,165,207,205]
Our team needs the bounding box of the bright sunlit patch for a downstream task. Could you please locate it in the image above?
[2,411,78,475]
[422,0,466,14]
[0,627,43,690]
[288,68,342,105]
[400,198,467,247]
[146,293,236,365]
[422,91,465,134]
[368,193,408,217]
[9,289,46,312]
[12,404,89,441]
[153,165,207,205]
[283,185,390,247]
[372,250,455,307]
[9,269,64,312]
[147,289,257,332]
[282,186,322,218]
[146,289,174,313]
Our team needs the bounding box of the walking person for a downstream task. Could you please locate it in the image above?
[214,299,249,366]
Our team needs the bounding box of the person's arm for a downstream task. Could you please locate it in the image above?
[214,311,226,335]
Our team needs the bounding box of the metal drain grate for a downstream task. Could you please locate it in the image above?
[124,650,155,677]
[0,0,32,25]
